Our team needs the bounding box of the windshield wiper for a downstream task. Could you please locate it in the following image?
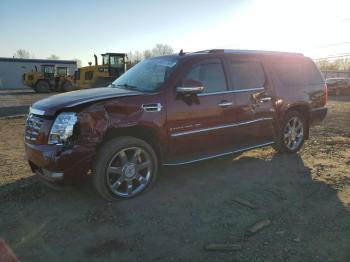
[116,83,139,90]
[108,83,117,88]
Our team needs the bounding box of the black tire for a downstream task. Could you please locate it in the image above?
[92,136,158,201]
[35,81,50,93]
[62,81,74,92]
[273,111,307,154]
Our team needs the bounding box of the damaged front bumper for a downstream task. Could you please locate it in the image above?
[25,142,95,183]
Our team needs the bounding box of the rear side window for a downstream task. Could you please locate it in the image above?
[184,59,227,93]
[229,61,265,90]
[273,57,324,86]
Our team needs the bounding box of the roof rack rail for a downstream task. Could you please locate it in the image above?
[193,49,224,54]
[190,49,304,56]
[208,49,224,53]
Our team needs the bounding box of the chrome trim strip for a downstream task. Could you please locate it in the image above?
[29,107,45,116]
[171,117,273,137]
[198,87,264,97]
[218,101,233,107]
[163,141,275,166]
[311,107,327,112]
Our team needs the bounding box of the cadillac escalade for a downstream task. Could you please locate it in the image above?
[24,49,328,200]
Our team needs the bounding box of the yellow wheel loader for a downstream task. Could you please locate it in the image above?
[22,64,71,93]
[63,53,127,91]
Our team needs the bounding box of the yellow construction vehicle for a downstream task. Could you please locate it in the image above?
[22,64,71,93]
[63,53,127,91]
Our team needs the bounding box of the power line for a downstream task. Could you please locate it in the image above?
[313,41,350,49]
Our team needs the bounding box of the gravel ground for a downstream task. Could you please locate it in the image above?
[0,89,56,117]
[0,97,349,262]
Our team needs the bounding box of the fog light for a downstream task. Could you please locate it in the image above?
[42,169,64,179]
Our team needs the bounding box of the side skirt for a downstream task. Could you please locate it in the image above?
[162,141,275,166]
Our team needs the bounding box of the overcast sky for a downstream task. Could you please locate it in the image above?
[1,0,350,65]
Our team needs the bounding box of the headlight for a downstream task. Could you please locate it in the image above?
[48,112,78,145]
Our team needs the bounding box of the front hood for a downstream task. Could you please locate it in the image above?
[31,87,142,116]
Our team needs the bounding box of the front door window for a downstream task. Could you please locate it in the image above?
[184,59,227,93]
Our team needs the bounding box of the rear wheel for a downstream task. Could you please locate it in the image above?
[273,111,307,153]
[35,81,50,93]
[93,137,158,201]
[62,81,73,92]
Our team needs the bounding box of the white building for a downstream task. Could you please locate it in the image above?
[0,57,77,89]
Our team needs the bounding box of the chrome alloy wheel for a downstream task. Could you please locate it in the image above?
[106,147,152,198]
[283,116,304,151]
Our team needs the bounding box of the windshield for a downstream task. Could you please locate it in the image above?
[57,67,67,76]
[103,55,109,65]
[110,56,124,68]
[112,57,178,92]
[41,65,55,74]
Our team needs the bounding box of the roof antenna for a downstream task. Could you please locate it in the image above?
[179,49,184,56]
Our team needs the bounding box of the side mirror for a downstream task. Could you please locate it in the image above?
[176,80,204,95]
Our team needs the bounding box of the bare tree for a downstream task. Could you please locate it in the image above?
[316,58,350,71]
[127,51,143,67]
[47,54,60,60]
[13,49,31,59]
[133,51,143,63]
[151,43,174,57]
[143,49,152,59]
[126,44,175,68]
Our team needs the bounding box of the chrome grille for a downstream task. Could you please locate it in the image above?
[25,114,44,141]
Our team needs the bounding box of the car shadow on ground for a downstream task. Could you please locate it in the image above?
[1,151,349,261]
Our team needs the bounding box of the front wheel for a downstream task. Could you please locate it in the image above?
[35,81,50,93]
[273,111,307,153]
[93,137,158,200]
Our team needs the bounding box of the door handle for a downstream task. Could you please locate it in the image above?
[218,101,233,108]
[259,97,272,103]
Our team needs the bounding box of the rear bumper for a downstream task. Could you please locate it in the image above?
[25,142,95,182]
[309,107,327,126]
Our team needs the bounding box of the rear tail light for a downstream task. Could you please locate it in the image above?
[323,84,328,105]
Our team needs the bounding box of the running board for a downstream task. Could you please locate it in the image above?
[162,141,275,166]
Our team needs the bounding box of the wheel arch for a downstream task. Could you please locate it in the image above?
[34,78,49,86]
[282,103,311,139]
[100,126,163,163]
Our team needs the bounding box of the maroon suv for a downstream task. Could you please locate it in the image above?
[24,49,328,200]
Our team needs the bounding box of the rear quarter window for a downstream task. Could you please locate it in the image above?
[273,57,324,87]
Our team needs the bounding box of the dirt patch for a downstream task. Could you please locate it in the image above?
[0,97,349,261]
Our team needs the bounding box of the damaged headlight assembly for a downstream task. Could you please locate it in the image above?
[48,112,78,145]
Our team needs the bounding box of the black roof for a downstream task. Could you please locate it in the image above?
[101,53,127,56]
[0,57,77,65]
